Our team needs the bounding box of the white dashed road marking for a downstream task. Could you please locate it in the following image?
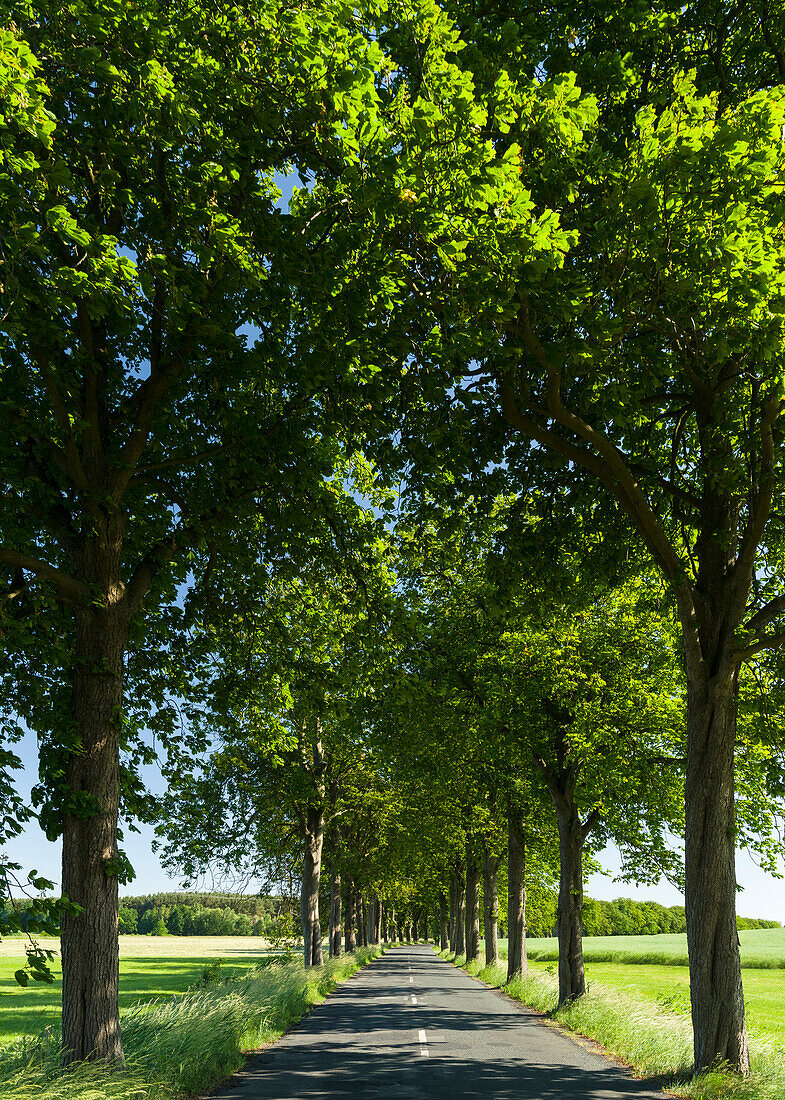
[418,1028,428,1057]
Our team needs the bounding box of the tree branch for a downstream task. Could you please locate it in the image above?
[734,391,783,595]
[31,348,89,492]
[581,807,601,841]
[0,548,88,606]
[514,301,685,582]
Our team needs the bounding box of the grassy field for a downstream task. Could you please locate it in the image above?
[515,928,785,968]
[0,936,272,1045]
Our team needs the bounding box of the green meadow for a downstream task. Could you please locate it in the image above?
[0,948,268,1045]
[518,928,785,969]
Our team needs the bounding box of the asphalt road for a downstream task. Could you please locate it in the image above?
[211,945,666,1099]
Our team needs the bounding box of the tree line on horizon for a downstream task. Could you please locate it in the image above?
[10,890,777,939]
[1,0,785,1085]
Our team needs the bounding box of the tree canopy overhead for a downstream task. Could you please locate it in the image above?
[1,0,784,1087]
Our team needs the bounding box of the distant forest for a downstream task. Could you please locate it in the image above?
[6,891,777,939]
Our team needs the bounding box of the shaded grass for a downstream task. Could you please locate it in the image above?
[0,953,271,1045]
[0,947,382,1100]
[441,950,784,1100]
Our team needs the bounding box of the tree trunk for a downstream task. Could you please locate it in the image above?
[465,842,481,963]
[554,798,585,1004]
[373,899,382,944]
[438,891,449,949]
[412,907,419,942]
[507,808,527,981]
[684,663,749,1073]
[344,878,356,953]
[365,896,374,945]
[358,894,368,947]
[483,846,501,967]
[448,872,457,951]
[61,593,128,1065]
[388,906,395,943]
[455,867,466,956]
[404,918,412,941]
[300,804,324,968]
[329,864,342,959]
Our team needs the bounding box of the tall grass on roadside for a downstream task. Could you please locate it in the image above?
[0,947,382,1100]
[439,950,785,1100]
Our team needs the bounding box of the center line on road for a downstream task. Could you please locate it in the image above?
[418,1028,428,1057]
[411,995,417,1005]
[409,976,414,983]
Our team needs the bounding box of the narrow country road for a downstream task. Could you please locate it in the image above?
[210,945,666,1099]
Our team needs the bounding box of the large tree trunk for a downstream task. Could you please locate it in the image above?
[483,846,502,967]
[465,843,481,963]
[329,864,342,959]
[412,907,420,942]
[61,593,128,1065]
[300,804,324,968]
[438,891,449,950]
[684,659,749,1072]
[507,808,527,981]
[554,797,585,1005]
[344,878,356,953]
[373,900,381,944]
[388,906,396,943]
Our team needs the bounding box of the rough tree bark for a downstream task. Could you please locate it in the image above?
[483,845,502,967]
[438,891,449,950]
[373,899,381,945]
[365,896,374,945]
[465,842,481,963]
[61,557,129,1065]
[300,803,325,968]
[358,894,368,947]
[536,746,597,1006]
[412,907,420,942]
[507,805,527,981]
[448,872,458,951]
[329,863,342,959]
[684,634,749,1072]
[455,865,466,956]
[344,878,356,953]
[554,798,585,1004]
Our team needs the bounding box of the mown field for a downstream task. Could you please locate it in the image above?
[0,936,271,1045]
[518,928,785,968]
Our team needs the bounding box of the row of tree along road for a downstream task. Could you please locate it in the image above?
[1,0,784,1085]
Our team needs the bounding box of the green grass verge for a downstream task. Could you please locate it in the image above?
[441,950,784,1100]
[492,929,785,969]
[574,962,784,1044]
[0,947,382,1100]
